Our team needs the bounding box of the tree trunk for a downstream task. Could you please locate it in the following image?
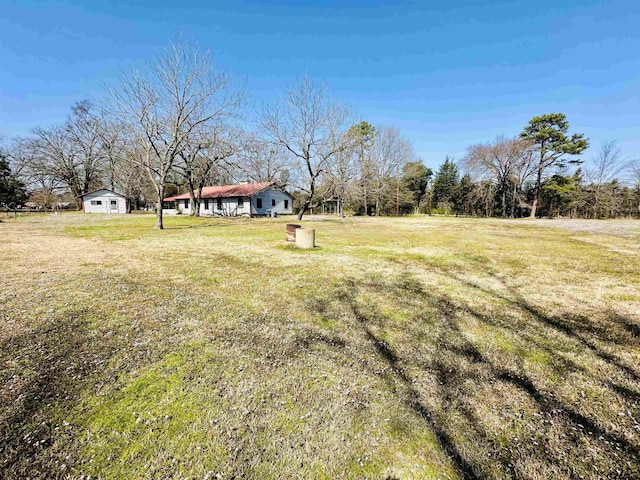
[529,197,538,219]
[155,184,164,229]
[298,178,315,220]
[363,182,368,216]
[186,174,199,217]
[530,148,546,219]
[530,166,544,219]
[593,187,601,219]
[297,201,308,220]
[396,173,400,216]
[190,191,200,217]
[501,188,507,218]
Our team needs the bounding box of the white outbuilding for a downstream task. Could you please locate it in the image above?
[81,189,128,214]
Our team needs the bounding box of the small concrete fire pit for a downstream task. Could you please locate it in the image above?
[295,227,315,249]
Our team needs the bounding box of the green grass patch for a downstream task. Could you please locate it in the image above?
[1,213,639,479]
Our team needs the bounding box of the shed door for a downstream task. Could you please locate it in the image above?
[109,199,118,213]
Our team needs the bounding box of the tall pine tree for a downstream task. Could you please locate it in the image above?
[520,113,588,218]
[432,156,459,213]
[0,154,27,206]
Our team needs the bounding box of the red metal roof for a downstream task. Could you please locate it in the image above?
[163,182,286,201]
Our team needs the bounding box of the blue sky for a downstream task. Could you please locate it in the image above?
[1,0,639,169]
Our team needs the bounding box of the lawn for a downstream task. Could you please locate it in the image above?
[1,213,638,479]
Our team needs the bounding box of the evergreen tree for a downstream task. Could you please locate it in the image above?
[539,170,583,217]
[401,161,432,213]
[0,155,28,206]
[520,113,588,218]
[432,156,459,213]
[453,173,475,215]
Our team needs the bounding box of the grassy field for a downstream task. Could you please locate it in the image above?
[1,213,639,479]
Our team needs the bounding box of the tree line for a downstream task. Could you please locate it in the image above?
[1,40,638,226]
[428,125,639,219]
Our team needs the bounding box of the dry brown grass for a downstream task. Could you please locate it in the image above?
[1,213,638,479]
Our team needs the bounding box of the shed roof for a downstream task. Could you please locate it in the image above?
[164,182,292,201]
[80,188,126,199]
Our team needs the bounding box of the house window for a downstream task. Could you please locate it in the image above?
[217,198,223,210]
[237,197,244,208]
[284,199,289,209]
[184,199,189,208]
[271,199,276,207]
[256,198,262,209]
[204,199,209,210]
[90,200,102,206]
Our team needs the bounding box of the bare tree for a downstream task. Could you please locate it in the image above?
[345,121,376,215]
[235,133,291,184]
[95,111,128,192]
[65,101,105,202]
[30,125,82,204]
[632,160,640,189]
[468,180,496,217]
[369,126,414,215]
[261,74,350,220]
[174,126,238,216]
[585,140,630,218]
[109,39,240,228]
[325,143,358,216]
[12,102,107,209]
[462,136,534,217]
[9,137,57,195]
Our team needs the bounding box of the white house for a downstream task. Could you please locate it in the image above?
[81,189,128,214]
[163,181,294,217]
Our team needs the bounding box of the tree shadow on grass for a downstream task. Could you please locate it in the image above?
[0,311,120,479]
[443,268,640,384]
[306,274,640,479]
[360,323,482,480]
[163,221,235,230]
